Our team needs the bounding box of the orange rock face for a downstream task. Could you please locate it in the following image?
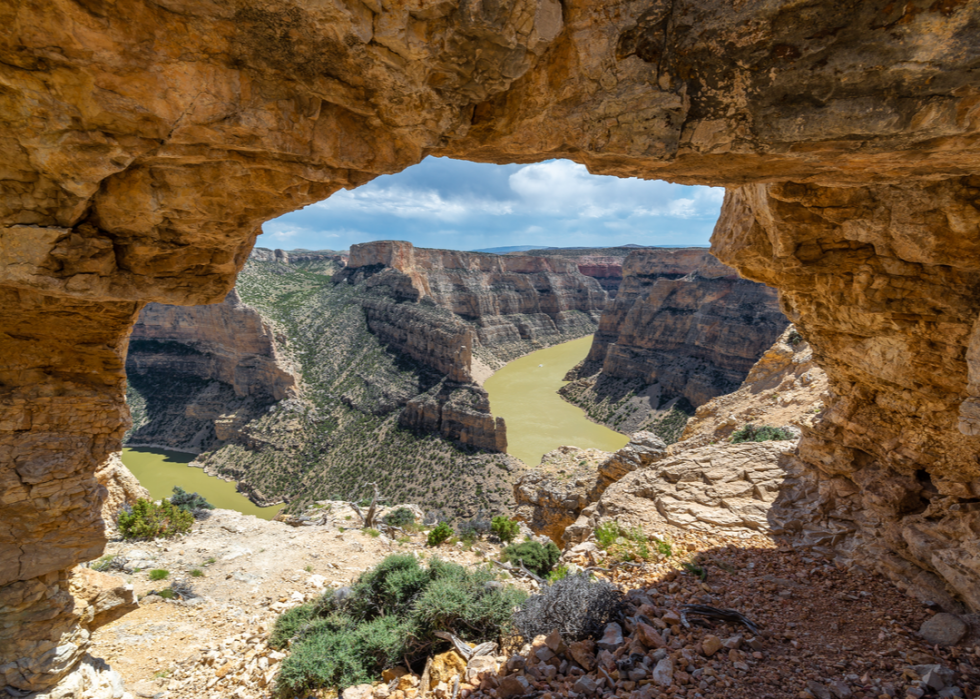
[2,0,980,690]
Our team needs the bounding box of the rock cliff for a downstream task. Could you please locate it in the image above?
[336,241,608,373]
[509,246,647,298]
[4,0,980,690]
[125,289,297,452]
[561,249,788,440]
[714,182,980,613]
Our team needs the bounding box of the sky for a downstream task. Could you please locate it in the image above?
[257,157,724,252]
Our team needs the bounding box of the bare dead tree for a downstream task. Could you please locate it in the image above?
[348,482,381,528]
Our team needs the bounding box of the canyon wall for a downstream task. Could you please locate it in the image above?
[337,241,607,371]
[3,0,980,691]
[510,247,644,298]
[714,182,980,613]
[581,249,787,405]
[125,289,296,452]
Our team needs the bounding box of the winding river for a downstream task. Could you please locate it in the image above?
[484,335,629,466]
[121,447,282,520]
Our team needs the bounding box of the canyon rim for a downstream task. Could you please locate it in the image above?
[2,0,980,693]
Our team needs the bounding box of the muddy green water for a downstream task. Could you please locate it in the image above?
[121,448,282,520]
[485,335,629,466]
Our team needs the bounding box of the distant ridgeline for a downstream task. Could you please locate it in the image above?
[123,241,785,517]
[560,249,789,442]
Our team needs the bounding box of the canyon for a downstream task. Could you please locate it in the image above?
[2,0,980,694]
[561,249,787,440]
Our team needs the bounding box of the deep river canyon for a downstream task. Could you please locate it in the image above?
[122,334,624,515]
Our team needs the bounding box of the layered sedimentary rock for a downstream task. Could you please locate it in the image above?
[4,0,980,690]
[578,249,788,406]
[249,248,347,267]
[714,182,980,612]
[564,441,799,545]
[401,384,507,453]
[337,241,607,372]
[677,325,829,451]
[125,289,296,452]
[511,247,643,298]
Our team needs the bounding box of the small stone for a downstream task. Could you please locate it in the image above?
[918,614,968,647]
[573,676,597,695]
[806,680,832,699]
[397,675,419,691]
[497,675,531,699]
[598,622,624,651]
[652,657,673,687]
[829,680,853,699]
[545,629,564,652]
[701,635,723,657]
[343,684,375,699]
[384,667,409,683]
[635,622,666,649]
[568,640,596,671]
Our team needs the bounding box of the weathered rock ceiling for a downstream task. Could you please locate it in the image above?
[2,0,979,691]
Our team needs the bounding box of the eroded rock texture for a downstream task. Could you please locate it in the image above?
[714,182,980,612]
[337,241,607,373]
[125,289,296,452]
[3,0,980,688]
[579,249,787,404]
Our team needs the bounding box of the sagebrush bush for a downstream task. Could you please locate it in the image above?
[594,521,671,562]
[382,507,416,528]
[148,569,169,581]
[457,517,490,543]
[491,516,519,544]
[513,573,624,642]
[271,555,524,694]
[730,423,795,443]
[170,486,214,517]
[426,522,453,547]
[503,541,561,578]
[118,499,193,540]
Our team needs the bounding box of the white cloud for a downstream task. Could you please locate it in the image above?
[315,185,512,222]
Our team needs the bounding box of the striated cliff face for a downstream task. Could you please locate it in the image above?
[337,240,607,373]
[4,0,980,690]
[509,247,645,298]
[561,249,788,441]
[125,289,296,452]
[714,182,980,613]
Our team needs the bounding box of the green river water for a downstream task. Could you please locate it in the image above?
[485,335,630,466]
[120,447,282,520]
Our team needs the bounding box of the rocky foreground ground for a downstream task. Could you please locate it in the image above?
[80,509,979,699]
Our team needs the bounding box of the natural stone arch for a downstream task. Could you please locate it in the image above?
[2,0,980,691]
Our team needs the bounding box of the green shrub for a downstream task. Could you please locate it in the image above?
[730,424,795,443]
[90,555,115,572]
[169,486,214,516]
[546,565,569,584]
[382,507,416,528]
[491,516,519,544]
[190,569,204,578]
[148,569,169,581]
[364,528,381,538]
[118,499,193,540]
[514,573,624,642]
[503,541,561,578]
[158,589,175,600]
[594,521,671,562]
[427,522,453,547]
[271,555,524,694]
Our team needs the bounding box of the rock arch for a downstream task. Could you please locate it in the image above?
[2,0,979,690]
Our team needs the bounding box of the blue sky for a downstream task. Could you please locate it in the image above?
[257,157,724,252]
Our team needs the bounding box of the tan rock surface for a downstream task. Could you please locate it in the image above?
[94,454,150,536]
[565,441,798,546]
[675,325,829,451]
[3,0,980,687]
[713,182,980,611]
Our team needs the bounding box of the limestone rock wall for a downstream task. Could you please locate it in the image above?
[129,289,295,402]
[3,0,980,689]
[713,182,980,612]
[338,241,608,370]
[124,289,296,452]
[94,454,150,537]
[580,249,788,407]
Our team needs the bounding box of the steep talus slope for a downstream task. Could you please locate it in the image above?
[3,0,980,691]
[561,249,788,441]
